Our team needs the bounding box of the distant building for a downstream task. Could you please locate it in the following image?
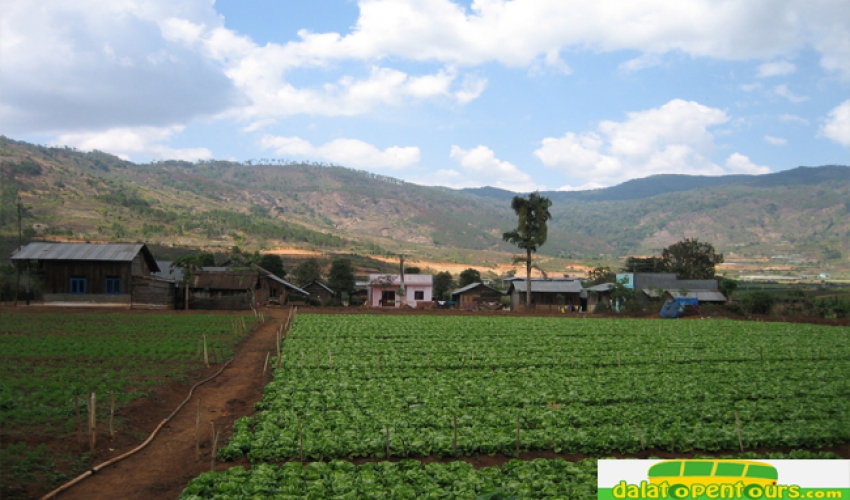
[450,282,504,310]
[617,272,726,303]
[367,274,433,308]
[507,279,584,310]
[303,280,336,305]
[10,242,175,308]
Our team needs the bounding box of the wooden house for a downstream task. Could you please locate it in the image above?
[507,279,584,311]
[187,269,259,310]
[257,273,309,306]
[303,280,335,305]
[10,242,176,308]
[450,282,504,310]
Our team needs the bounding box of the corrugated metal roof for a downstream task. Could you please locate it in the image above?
[190,270,258,290]
[264,274,309,296]
[12,242,159,272]
[305,281,335,294]
[450,282,503,296]
[152,261,183,282]
[510,280,583,293]
[586,283,615,292]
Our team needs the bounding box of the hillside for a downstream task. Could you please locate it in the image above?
[1,136,847,271]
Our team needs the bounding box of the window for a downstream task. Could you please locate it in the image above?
[104,278,122,295]
[414,291,424,300]
[70,277,87,294]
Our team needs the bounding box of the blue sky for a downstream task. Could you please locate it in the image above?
[2,0,848,192]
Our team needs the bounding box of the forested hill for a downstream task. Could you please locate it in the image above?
[1,136,847,264]
[462,165,850,202]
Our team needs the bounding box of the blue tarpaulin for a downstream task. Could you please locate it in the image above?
[660,297,696,318]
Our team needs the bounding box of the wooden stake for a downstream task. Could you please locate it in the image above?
[377,351,381,370]
[616,352,621,367]
[109,390,115,439]
[427,352,431,368]
[515,416,521,458]
[88,392,97,455]
[329,351,332,368]
[633,422,645,450]
[263,352,270,377]
[203,335,209,368]
[759,346,764,362]
[734,410,744,452]
[210,421,219,471]
[385,426,391,459]
[195,399,201,461]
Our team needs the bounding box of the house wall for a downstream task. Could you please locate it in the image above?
[368,284,432,308]
[40,260,133,295]
[509,289,581,309]
[131,276,176,309]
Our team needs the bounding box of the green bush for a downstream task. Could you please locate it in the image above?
[741,291,777,315]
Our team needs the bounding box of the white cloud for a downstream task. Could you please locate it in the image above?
[764,135,787,145]
[779,113,810,125]
[774,84,809,103]
[54,126,212,161]
[618,53,663,73]
[757,60,796,77]
[535,98,773,186]
[442,145,541,192]
[260,135,420,169]
[819,99,850,147]
[725,153,770,174]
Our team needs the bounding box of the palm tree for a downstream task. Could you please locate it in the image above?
[502,192,553,309]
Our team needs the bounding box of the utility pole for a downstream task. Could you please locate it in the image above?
[15,196,21,307]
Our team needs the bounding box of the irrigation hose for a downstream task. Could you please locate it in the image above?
[40,359,235,500]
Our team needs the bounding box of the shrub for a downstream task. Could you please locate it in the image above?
[740,291,777,315]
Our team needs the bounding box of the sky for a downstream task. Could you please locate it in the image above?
[2,0,849,192]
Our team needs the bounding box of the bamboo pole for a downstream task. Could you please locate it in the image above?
[263,352,270,382]
[734,410,744,452]
[203,335,209,368]
[88,393,97,455]
[210,422,219,471]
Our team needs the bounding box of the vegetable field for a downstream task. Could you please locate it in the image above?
[0,311,256,498]
[222,315,849,462]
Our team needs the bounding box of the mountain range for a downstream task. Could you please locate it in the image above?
[1,136,847,269]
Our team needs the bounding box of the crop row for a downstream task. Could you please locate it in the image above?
[220,315,850,461]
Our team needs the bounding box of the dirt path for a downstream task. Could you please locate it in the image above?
[54,308,284,500]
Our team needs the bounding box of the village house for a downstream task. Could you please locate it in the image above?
[450,282,504,310]
[10,242,176,308]
[302,280,336,305]
[367,273,432,308]
[507,278,584,311]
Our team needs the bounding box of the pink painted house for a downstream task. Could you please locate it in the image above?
[367,274,432,308]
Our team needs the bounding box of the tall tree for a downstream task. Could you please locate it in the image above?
[586,266,616,286]
[327,258,356,297]
[502,192,553,308]
[433,271,454,301]
[258,254,286,278]
[292,258,323,287]
[458,268,481,287]
[661,238,724,279]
